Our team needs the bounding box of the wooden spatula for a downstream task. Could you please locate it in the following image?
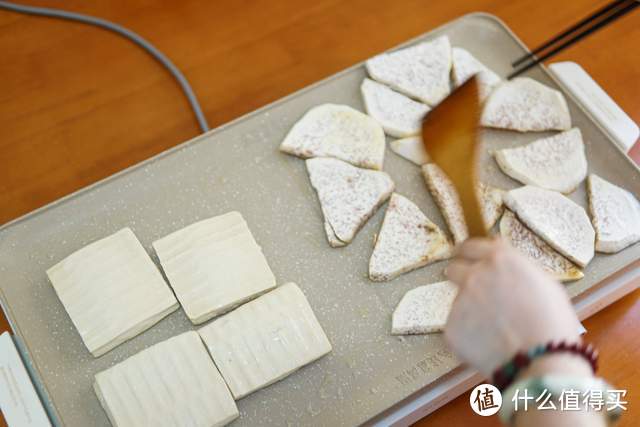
[421,76,487,238]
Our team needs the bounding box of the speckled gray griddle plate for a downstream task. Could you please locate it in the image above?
[0,13,638,427]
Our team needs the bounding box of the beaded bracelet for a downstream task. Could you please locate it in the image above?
[492,341,598,391]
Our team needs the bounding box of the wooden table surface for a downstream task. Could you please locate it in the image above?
[1,1,638,426]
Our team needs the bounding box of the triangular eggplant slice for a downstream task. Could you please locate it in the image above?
[389,136,430,165]
[280,104,386,170]
[481,77,571,132]
[369,193,451,281]
[588,174,640,253]
[422,165,505,241]
[323,221,346,248]
[392,281,458,334]
[479,183,505,229]
[504,186,595,267]
[500,210,583,282]
[421,163,469,244]
[307,157,394,247]
[361,78,430,138]
[494,128,587,194]
[451,47,501,100]
[366,35,452,106]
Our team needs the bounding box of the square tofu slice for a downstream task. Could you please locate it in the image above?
[46,228,179,357]
[198,283,332,399]
[153,212,276,325]
[94,331,238,427]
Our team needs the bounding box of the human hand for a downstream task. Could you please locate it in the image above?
[444,238,582,378]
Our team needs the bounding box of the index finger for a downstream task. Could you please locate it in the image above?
[455,238,497,262]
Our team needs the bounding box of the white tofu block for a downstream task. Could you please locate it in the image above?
[46,228,179,357]
[94,331,238,427]
[153,211,246,260]
[198,283,332,399]
[153,212,276,324]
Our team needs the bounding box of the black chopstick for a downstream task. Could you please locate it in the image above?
[508,0,639,79]
[512,0,631,67]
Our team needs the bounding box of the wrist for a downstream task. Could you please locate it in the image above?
[492,339,597,390]
[517,351,594,381]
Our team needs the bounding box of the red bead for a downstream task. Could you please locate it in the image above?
[493,370,508,390]
[514,353,529,369]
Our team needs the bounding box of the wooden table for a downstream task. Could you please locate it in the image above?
[1,1,638,426]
